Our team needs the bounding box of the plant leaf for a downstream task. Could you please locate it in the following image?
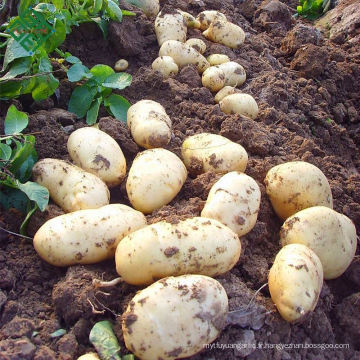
[0,57,32,81]
[0,143,12,160]
[50,328,67,338]
[2,38,31,71]
[65,55,82,64]
[52,0,65,9]
[92,17,108,38]
[43,18,66,53]
[67,63,92,82]
[0,187,29,213]
[121,10,136,16]
[20,202,38,235]
[106,0,123,22]
[10,135,36,175]
[90,64,115,84]
[17,181,49,211]
[17,146,37,182]
[86,97,102,125]
[68,84,97,118]
[34,3,57,13]
[32,73,59,101]
[0,81,23,100]
[104,94,130,123]
[4,105,29,134]
[18,0,34,16]
[103,72,132,90]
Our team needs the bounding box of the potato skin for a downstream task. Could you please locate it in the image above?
[114,59,128,71]
[201,66,226,92]
[67,127,126,187]
[280,206,357,279]
[220,93,259,119]
[155,10,186,46]
[216,61,246,87]
[122,275,228,359]
[152,56,179,78]
[115,217,241,285]
[264,161,333,220]
[33,204,147,267]
[32,159,110,212]
[181,133,248,175]
[214,85,239,103]
[185,38,206,54]
[126,148,187,214]
[196,10,227,30]
[127,0,159,17]
[268,244,323,322]
[207,54,230,66]
[201,172,261,236]
[77,353,100,360]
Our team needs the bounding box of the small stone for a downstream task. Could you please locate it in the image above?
[114,59,129,72]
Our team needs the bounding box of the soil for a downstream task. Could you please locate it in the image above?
[1,0,360,359]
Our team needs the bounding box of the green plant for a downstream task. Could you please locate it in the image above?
[296,0,331,20]
[0,105,49,233]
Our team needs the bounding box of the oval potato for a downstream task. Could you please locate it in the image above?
[155,10,186,46]
[207,54,230,66]
[196,10,227,30]
[185,38,206,54]
[114,59,128,71]
[216,61,246,87]
[220,93,259,119]
[152,56,179,78]
[126,0,160,17]
[215,86,239,103]
[202,66,226,92]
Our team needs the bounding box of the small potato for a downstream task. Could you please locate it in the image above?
[114,59,128,71]
[159,40,210,73]
[202,66,226,92]
[264,161,333,220]
[155,10,186,46]
[207,54,230,66]
[280,206,357,279]
[269,244,323,322]
[34,204,147,267]
[127,99,172,149]
[216,61,246,87]
[67,127,126,187]
[220,93,259,119]
[115,217,241,285]
[152,56,179,78]
[32,159,109,213]
[77,353,100,360]
[122,275,228,359]
[196,10,227,30]
[203,20,245,49]
[201,172,261,236]
[185,38,206,54]
[181,133,248,175]
[214,86,239,103]
[126,0,159,17]
[179,10,200,28]
[126,148,187,214]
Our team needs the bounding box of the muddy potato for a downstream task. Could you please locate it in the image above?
[196,10,227,30]
[280,206,357,279]
[179,10,200,28]
[220,93,259,119]
[207,53,230,66]
[216,61,246,87]
[115,217,241,285]
[269,244,323,322]
[126,148,187,214]
[34,204,147,267]
[122,275,228,359]
[264,161,333,220]
[202,66,226,92]
[201,172,261,236]
[214,86,239,103]
[181,133,248,175]
[185,38,206,54]
[67,127,126,187]
[32,159,109,213]
[126,0,159,17]
[152,56,179,78]
[114,59,128,71]
[155,9,187,46]
[77,353,100,360]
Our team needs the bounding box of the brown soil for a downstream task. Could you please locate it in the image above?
[1,0,360,359]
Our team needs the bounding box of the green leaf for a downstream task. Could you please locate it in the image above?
[50,329,67,338]
[4,105,29,134]
[2,38,31,71]
[68,85,97,118]
[106,0,123,22]
[103,72,132,90]
[86,97,102,125]
[0,57,32,81]
[18,0,34,16]
[92,17,108,38]
[43,18,66,53]
[90,64,114,84]
[0,187,28,213]
[52,0,65,9]
[34,3,57,12]
[89,321,121,360]
[67,63,92,82]
[121,10,136,16]
[20,202,38,235]
[104,94,130,123]
[39,56,52,72]
[10,135,35,175]
[32,73,59,101]
[17,146,37,182]
[65,55,81,64]
[0,81,22,100]
[0,143,12,160]
[93,0,103,13]
[17,181,49,211]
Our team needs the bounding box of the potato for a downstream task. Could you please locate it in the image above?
[268,244,323,322]
[196,10,227,30]
[203,20,245,49]
[33,204,147,267]
[220,93,259,119]
[207,53,230,66]
[77,353,100,360]
[215,85,239,103]
[264,161,333,220]
[122,275,228,359]
[201,66,226,92]
[127,100,172,149]
[280,206,357,279]
[67,127,126,187]
[159,40,210,73]
[126,148,187,214]
[179,10,200,28]
[201,172,261,236]
[114,59,128,71]
[155,10,186,46]
[32,159,109,213]
[185,38,206,54]
[115,217,241,285]
[152,56,179,78]
[181,133,248,175]
[216,61,246,87]
[126,0,159,17]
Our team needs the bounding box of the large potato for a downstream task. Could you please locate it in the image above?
[201,66,226,92]
[201,172,261,236]
[268,244,323,322]
[34,204,147,267]
[115,217,241,285]
[264,161,333,220]
[67,127,126,187]
[280,206,357,279]
[126,148,187,214]
[196,10,227,30]
[181,133,248,175]
[32,159,109,213]
[220,93,259,119]
[155,9,186,46]
[127,99,172,149]
[122,275,228,359]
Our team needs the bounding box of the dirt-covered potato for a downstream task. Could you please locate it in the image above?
[196,10,227,30]
[264,161,333,220]
[152,56,179,78]
[67,127,126,187]
[115,217,241,285]
[201,66,226,92]
[181,133,248,175]
[122,275,228,359]
[126,0,160,17]
[77,353,100,360]
[269,244,323,322]
[114,59,128,71]
[185,38,206,54]
[32,159,110,213]
[155,9,186,46]
[216,61,246,87]
[127,99,172,149]
[207,53,230,66]
[159,40,210,73]
[214,86,239,103]
[126,148,187,214]
[220,93,259,119]
[33,204,147,267]
[179,10,200,28]
[280,206,357,279]
[201,172,261,236]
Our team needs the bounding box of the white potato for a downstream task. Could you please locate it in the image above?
[220,93,259,119]
[114,59,128,71]
[280,206,357,279]
[185,38,206,54]
[264,161,333,220]
[122,275,228,359]
[196,10,227,30]
[201,172,261,236]
[115,217,241,285]
[126,0,159,17]
[77,353,100,360]
[201,66,226,92]
[33,204,147,267]
[181,133,248,175]
[155,10,186,46]
[207,54,230,66]
[214,86,239,103]
[152,56,179,78]
[32,158,109,213]
[216,61,246,87]
[178,10,200,28]
[67,127,126,187]
[126,148,187,214]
